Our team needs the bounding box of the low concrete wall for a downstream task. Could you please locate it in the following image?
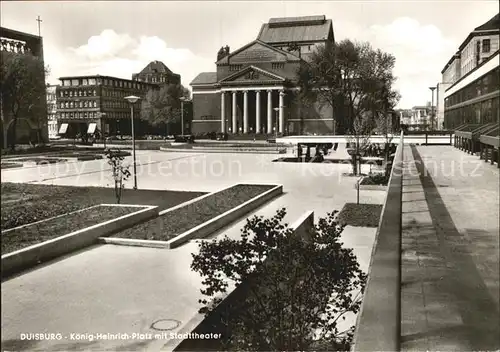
[1,204,158,279]
[352,132,404,351]
[167,184,282,249]
[103,184,283,249]
[167,210,315,352]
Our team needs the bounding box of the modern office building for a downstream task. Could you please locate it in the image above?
[190,15,337,135]
[46,85,58,138]
[441,13,500,129]
[0,26,48,145]
[56,75,155,137]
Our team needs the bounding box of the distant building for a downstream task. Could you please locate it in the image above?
[410,105,431,130]
[191,15,337,135]
[46,85,58,138]
[440,13,499,129]
[56,75,156,138]
[132,61,181,86]
[0,26,48,145]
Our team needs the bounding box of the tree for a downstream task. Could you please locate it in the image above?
[346,114,374,176]
[140,83,189,135]
[191,208,367,351]
[0,54,48,149]
[105,149,131,204]
[297,39,399,135]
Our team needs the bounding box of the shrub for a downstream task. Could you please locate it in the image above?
[191,208,366,351]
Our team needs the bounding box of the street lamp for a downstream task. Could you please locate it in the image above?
[179,97,187,135]
[124,95,141,190]
[429,86,436,130]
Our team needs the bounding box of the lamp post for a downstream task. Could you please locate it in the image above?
[429,86,436,130]
[124,95,141,190]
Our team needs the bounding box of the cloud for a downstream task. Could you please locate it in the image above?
[46,29,213,90]
[71,29,136,59]
[364,17,458,108]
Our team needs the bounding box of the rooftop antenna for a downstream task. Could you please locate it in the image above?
[36,15,42,37]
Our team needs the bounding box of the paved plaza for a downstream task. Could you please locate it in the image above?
[1,148,384,351]
[2,145,498,351]
[401,146,500,351]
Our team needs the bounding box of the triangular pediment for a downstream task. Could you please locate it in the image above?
[216,40,300,65]
[219,66,286,83]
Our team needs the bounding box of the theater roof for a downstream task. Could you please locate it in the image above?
[191,72,217,85]
[257,15,333,44]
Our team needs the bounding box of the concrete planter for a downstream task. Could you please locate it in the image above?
[355,177,388,191]
[101,184,283,249]
[1,204,158,278]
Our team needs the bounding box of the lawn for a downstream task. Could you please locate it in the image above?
[112,184,275,242]
[1,205,139,255]
[337,203,383,227]
[1,183,206,231]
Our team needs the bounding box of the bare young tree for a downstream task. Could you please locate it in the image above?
[105,149,131,204]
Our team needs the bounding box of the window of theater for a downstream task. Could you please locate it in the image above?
[229,65,243,72]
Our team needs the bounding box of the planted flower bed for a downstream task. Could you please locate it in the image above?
[112,184,275,242]
[1,205,139,255]
[1,183,205,231]
[360,173,389,186]
[337,203,382,228]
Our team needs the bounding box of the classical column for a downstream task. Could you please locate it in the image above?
[267,90,273,134]
[220,92,226,133]
[232,91,237,133]
[279,90,285,134]
[243,90,249,134]
[255,90,261,134]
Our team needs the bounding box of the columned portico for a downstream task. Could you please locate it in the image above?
[243,90,249,134]
[220,92,226,132]
[267,90,273,134]
[279,90,285,134]
[232,91,237,133]
[255,90,261,133]
[214,86,287,135]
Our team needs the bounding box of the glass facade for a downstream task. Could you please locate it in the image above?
[444,67,500,129]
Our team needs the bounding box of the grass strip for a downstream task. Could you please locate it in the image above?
[1,205,139,255]
[337,203,383,228]
[112,184,275,241]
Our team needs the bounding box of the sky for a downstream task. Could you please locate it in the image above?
[1,0,498,109]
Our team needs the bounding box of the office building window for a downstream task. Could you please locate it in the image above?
[82,79,88,86]
[483,39,491,53]
[71,79,79,86]
[89,78,96,85]
[93,101,97,108]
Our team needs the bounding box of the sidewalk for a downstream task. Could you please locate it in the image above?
[400,145,499,351]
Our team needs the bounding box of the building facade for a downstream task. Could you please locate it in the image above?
[46,85,58,138]
[132,60,181,85]
[190,15,336,135]
[56,75,155,137]
[0,27,48,145]
[442,14,500,129]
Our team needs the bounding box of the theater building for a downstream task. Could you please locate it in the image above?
[56,75,155,137]
[190,15,335,136]
[441,13,500,129]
